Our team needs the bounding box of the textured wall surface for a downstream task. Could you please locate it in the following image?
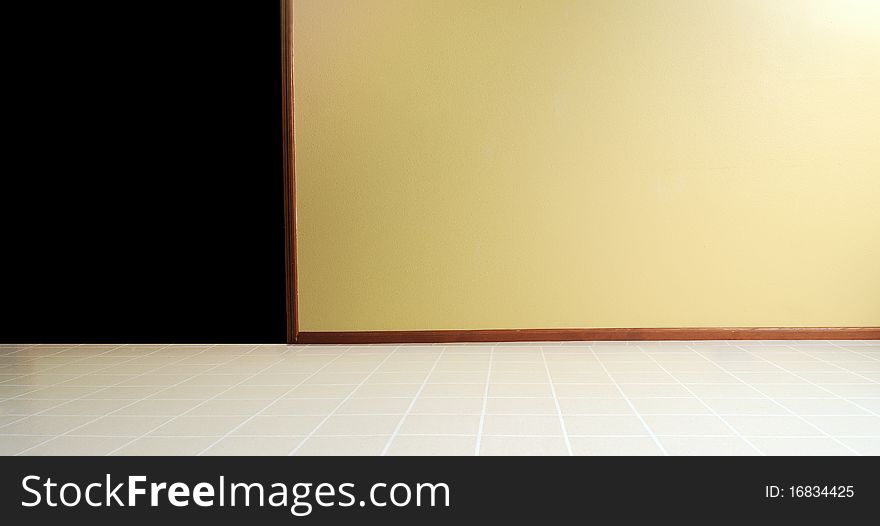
[294,0,880,331]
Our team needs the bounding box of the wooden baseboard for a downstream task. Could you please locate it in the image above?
[294,327,880,344]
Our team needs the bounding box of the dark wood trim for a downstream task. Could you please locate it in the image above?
[297,327,880,344]
[281,0,298,344]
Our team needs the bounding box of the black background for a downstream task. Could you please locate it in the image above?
[3,3,286,343]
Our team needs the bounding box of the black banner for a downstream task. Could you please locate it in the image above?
[2,457,876,523]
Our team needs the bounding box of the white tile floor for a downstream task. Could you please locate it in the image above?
[1,341,879,456]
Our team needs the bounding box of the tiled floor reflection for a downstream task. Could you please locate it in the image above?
[1,341,879,456]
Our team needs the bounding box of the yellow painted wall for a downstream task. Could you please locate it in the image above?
[294,0,880,331]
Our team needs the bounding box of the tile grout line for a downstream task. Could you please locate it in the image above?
[13,344,256,455]
[640,344,765,455]
[798,347,880,385]
[6,432,880,439]
[540,345,573,456]
[7,380,873,386]
[195,346,356,455]
[5,397,875,416]
[690,343,862,456]
[828,340,880,362]
[4,393,873,403]
[0,343,180,431]
[589,345,669,455]
[2,411,875,421]
[473,343,495,456]
[738,344,880,418]
[0,343,85,361]
[105,345,312,455]
[287,346,404,456]
[0,343,138,402]
[380,346,448,455]
[10,344,252,452]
